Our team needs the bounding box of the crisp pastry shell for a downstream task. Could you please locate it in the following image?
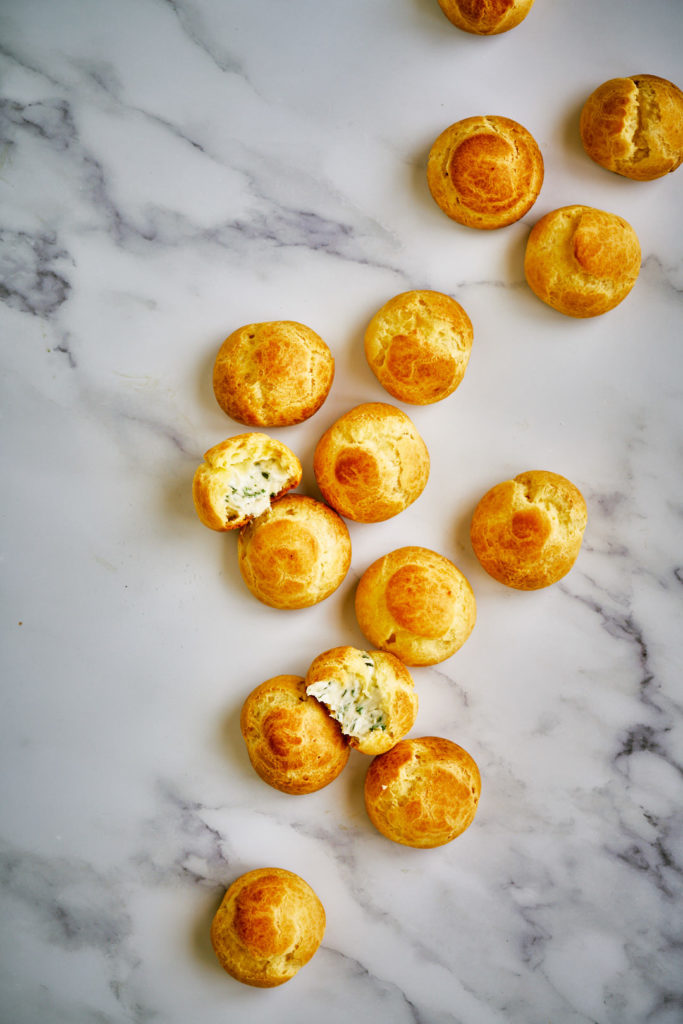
[524,205,641,318]
[470,469,587,590]
[355,546,476,666]
[364,290,473,405]
[313,402,429,523]
[240,675,349,794]
[580,74,683,181]
[305,646,418,756]
[213,320,334,427]
[192,433,302,531]
[238,493,351,609]
[210,867,325,987]
[437,0,535,35]
[364,736,481,848]
[427,115,543,230]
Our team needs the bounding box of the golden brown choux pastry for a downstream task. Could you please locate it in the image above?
[237,493,351,609]
[305,646,418,756]
[313,402,429,523]
[240,675,349,794]
[213,321,334,427]
[364,736,481,848]
[470,470,587,590]
[192,433,301,531]
[427,115,543,229]
[364,290,473,405]
[211,868,325,987]
[524,205,641,317]
[437,0,535,35]
[580,74,683,181]
[355,547,476,666]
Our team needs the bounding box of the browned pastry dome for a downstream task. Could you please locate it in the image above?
[580,74,683,181]
[364,736,481,848]
[240,675,350,794]
[213,321,334,427]
[305,646,418,756]
[524,205,641,317]
[192,433,302,531]
[211,867,325,987]
[437,0,535,35]
[364,290,473,405]
[313,402,430,523]
[238,493,351,609]
[470,470,587,590]
[355,547,476,666]
[427,115,544,230]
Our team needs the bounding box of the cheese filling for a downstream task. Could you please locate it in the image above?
[306,657,388,738]
[225,458,291,521]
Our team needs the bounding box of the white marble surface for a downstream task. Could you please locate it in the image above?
[1,1,682,1021]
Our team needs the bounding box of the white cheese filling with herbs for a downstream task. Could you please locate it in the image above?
[225,458,290,520]
[306,662,388,738]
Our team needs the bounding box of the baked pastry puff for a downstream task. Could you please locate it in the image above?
[238,493,351,609]
[364,737,481,848]
[313,402,429,523]
[240,675,350,794]
[192,433,302,531]
[213,321,334,427]
[524,205,641,317]
[437,0,535,35]
[470,470,587,590]
[427,115,543,230]
[364,290,473,405]
[580,74,683,181]
[355,547,476,666]
[305,646,418,756]
[211,867,325,987]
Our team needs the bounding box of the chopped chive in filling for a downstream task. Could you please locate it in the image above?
[223,458,290,520]
[306,670,388,738]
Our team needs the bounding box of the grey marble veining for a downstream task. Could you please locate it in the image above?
[1,0,683,1022]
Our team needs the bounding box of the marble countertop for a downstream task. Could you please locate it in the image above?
[2,1,682,1021]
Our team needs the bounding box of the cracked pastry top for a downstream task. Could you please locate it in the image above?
[580,74,683,181]
[427,114,543,230]
[211,867,325,987]
[364,290,473,405]
[313,402,429,523]
[437,0,535,35]
[470,469,587,590]
[524,205,641,318]
[213,320,334,427]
